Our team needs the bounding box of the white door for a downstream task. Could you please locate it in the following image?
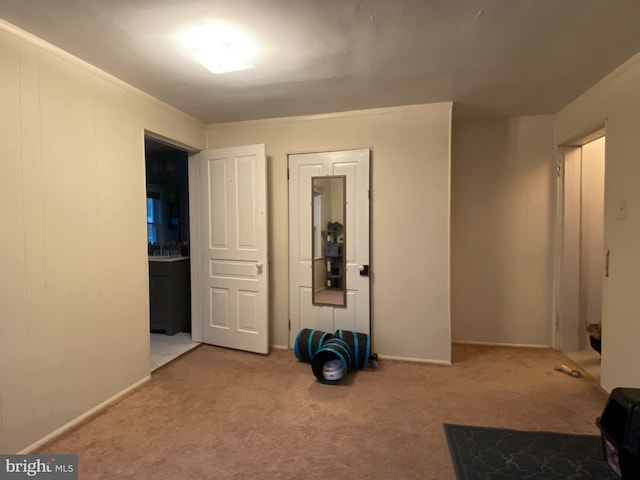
[558,146,582,352]
[191,145,269,354]
[288,149,370,347]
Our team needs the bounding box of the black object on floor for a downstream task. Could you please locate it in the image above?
[444,424,618,480]
[335,329,372,369]
[597,387,640,479]
[311,336,352,384]
[294,328,334,363]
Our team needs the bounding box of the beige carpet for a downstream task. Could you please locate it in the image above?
[35,344,610,479]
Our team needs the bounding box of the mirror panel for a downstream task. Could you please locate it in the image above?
[312,176,346,307]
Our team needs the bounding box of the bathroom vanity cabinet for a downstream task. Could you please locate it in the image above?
[149,256,190,335]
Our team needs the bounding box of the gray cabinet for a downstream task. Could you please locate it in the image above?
[149,257,190,335]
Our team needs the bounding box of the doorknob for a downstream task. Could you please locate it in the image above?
[358,264,369,276]
[256,262,263,273]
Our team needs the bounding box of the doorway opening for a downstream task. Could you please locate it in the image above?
[557,129,605,381]
[144,135,199,371]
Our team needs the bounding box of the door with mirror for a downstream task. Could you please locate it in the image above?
[288,149,370,347]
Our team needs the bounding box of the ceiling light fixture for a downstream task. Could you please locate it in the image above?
[177,22,257,74]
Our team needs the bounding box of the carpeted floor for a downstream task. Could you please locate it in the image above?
[444,424,616,480]
[34,344,611,479]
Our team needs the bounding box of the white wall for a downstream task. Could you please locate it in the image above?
[206,103,452,363]
[580,137,605,350]
[0,21,205,453]
[451,115,555,346]
[556,52,640,392]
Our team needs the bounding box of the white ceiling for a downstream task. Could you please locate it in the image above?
[2,0,640,124]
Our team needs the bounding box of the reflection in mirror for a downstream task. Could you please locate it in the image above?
[312,176,346,307]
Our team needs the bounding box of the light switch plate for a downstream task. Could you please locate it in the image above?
[617,200,628,219]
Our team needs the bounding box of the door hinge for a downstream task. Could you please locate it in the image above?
[605,249,610,277]
[288,319,291,331]
[556,160,562,178]
[287,168,290,180]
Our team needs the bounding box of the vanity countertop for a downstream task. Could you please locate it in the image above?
[148,256,190,263]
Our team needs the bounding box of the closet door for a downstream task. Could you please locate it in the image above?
[288,149,370,346]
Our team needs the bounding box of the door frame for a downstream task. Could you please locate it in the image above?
[187,149,204,342]
[553,126,606,352]
[143,131,204,340]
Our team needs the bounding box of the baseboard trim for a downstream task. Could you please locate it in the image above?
[19,375,151,454]
[453,340,550,349]
[376,354,452,366]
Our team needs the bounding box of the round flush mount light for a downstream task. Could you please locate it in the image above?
[176,22,258,74]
